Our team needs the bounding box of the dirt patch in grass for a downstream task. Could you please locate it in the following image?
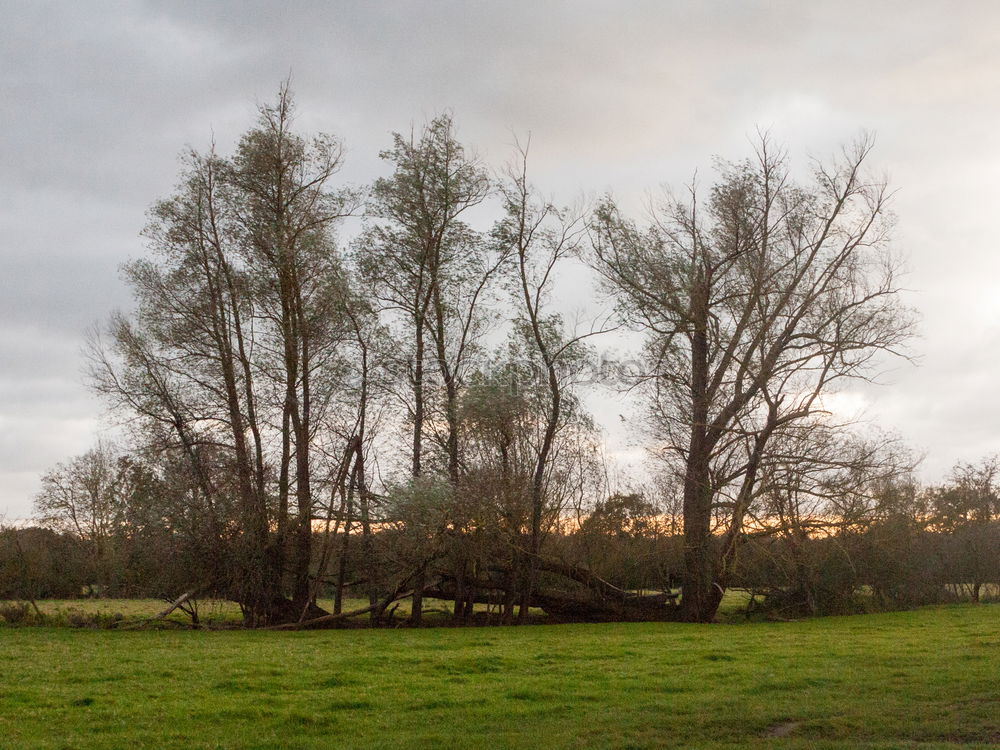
[763,720,800,737]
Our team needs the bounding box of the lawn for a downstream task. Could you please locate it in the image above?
[0,604,997,749]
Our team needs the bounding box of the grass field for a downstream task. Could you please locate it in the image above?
[1,604,998,749]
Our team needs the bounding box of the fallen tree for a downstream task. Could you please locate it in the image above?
[265,588,414,631]
[424,555,679,623]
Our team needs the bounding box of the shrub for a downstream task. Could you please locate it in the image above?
[0,601,40,626]
[63,610,125,629]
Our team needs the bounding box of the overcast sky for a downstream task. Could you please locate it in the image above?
[3,0,1000,519]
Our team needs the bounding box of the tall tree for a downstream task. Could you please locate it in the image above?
[590,135,914,621]
[90,86,356,625]
[495,140,611,619]
[227,87,358,611]
[357,114,491,480]
[356,114,493,623]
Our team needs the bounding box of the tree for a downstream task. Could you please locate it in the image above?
[33,442,129,593]
[750,430,914,614]
[450,343,605,622]
[928,456,1000,602]
[90,86,358,625]
[494,139,613,619]
[357,114,492,477]
[311,289,392,619]
[0,525,87,603]
[589,134,914,621]
[356,114,496,623]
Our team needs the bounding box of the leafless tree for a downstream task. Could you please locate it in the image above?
[89,86,358,625]
[356,114,496,623]
[589,134,915,621]
[33,442,129,593]
[495,139,615,619]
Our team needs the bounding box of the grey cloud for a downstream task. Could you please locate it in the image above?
[3,0,1000,517]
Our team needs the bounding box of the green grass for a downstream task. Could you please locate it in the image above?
[1,604,998,749]
[6,596,530,627]
[13,597,247,624]
[7,595,547,628]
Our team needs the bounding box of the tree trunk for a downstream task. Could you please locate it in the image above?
[410,566,426,626]
[680,274,717,623]
[453,561,467,624]
[334,487,353,615]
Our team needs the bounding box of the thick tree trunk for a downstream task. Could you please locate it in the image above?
[334,489,353,615]
[290,404,312,609]
[680,275,718,623]
[412,325,424,479]
[452,561,467,623]
[409,322,426,624]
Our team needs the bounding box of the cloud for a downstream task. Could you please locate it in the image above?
[3,0,1000,517]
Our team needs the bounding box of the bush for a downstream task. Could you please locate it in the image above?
[0,601,41,626]
[63,610,125,629]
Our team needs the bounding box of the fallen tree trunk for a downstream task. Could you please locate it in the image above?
[145,586,205,624]
[264,589,414,631]
[533,588,678,622]
[426,563,679,623]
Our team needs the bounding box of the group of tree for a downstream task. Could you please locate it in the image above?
[8,447,998,620]
[10,86,992,627]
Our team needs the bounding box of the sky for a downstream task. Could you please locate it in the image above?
[3,0,1000,519]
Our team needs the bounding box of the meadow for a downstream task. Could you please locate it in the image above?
[1,603,998,749]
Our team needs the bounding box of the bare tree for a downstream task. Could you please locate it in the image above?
[89,86,357,625]
[356,114,494,623]
[495,139,614,619]
[590,134,914,621]
[927,455,1000,602]
[33,442,128,593]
